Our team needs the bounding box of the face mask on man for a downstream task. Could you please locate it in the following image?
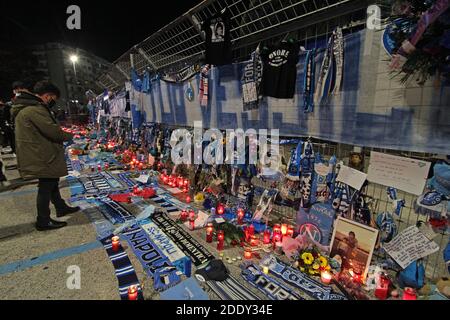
[47,99,56,109]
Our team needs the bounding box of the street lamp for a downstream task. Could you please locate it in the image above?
[70,54,78,77]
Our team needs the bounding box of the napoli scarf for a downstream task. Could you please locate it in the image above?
[121,225,182,292]
[151,212,214,266]
[199,65,211,107]
[242,46,263,111]
[140,220,192,277]
[303,49,316,113]
[314,27,344,106]
[241,263,304,300]
[260,255,347,300]
[286,141,303,181]
[100,235,144,300]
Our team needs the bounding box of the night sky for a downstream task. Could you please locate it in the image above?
[0,0,202,62]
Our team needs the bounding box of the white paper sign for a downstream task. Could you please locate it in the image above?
[367,152,431,195]
[184,211,210,229]
[383,226,440,269]
[336,165,368,190]
[166,187,183,194]
[135,174,150,184]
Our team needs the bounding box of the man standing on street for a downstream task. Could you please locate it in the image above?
[11,81,80,231]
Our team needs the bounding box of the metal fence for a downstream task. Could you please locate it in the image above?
[96,0,373,91]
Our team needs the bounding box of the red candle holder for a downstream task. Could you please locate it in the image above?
[263,229,271,244]
[217,230,224,251]
[281,224,288,236]
[128,285,138,300]
[189,217,195,230]
[287,225,295,238]
[375,274,390,300]
[237,208,245,224]
[186,195,191,203]
[183,179,189,187]
[111,236,120,252]
[105,163,109,170]
[180,210,188,222]
[273,224,281,235]
[244,248,252,260]
[217,204,225,215]
[402,287,417,300]
[250,235,259,247]
[206,223,214,243]
[245,224,255,243]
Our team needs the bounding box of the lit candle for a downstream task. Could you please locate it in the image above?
[217,204,225,215]
[287,225,295,238]
[353,270,363,284]
[273,224,281,236]
[128,285,138,300]
[402,287,417,300]
[111,236,120,252]
[250,235,259,247]
[263,229,271,244]
[97,164,102,172]
[237,208,245,224]
[186,195,191,203]
[189,217,195,230]
[321,271,333,285]
[244,248,253,260]
[138,162,144,170]
[180,210,188,222]
[281,224,288,236]
[245,224,255,243]
[183,179,189,187]
[217,230,224,251]
[263,266,269,275]
[105,163,109,170]
[206,223,214,243]
[375,274,390,300]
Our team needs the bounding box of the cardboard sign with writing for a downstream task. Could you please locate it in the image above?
[367,152,431,195]
[383,226,440,269]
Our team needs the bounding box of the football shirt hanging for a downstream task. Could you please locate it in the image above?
[261,40,300,99]
[202,9,232,66]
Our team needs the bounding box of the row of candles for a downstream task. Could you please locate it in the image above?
[160,173,190,193]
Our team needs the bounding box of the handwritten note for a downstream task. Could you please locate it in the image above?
[367,152,431,195]
[336,165,368,190]
[383,226,440,269]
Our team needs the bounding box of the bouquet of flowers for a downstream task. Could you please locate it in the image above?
[297,247,331,276]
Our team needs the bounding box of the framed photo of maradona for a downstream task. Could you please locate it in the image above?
[329,217,379,280]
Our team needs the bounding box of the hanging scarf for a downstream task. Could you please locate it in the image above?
[199,65,211,107]
[286,141,303,181]
[332,27,344,93]
[241,263,304,300]
[314,27,344,106]
[242,45,263,111]
[300,142,315,207]
[303,49,316,113]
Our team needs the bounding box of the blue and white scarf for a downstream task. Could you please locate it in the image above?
[241,263,304,300]
[121,225,182,292]
[260,255,347,300]
[303,49,316,113]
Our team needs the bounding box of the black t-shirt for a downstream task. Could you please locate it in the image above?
[261,41,300,99]
[202,10,232,66]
